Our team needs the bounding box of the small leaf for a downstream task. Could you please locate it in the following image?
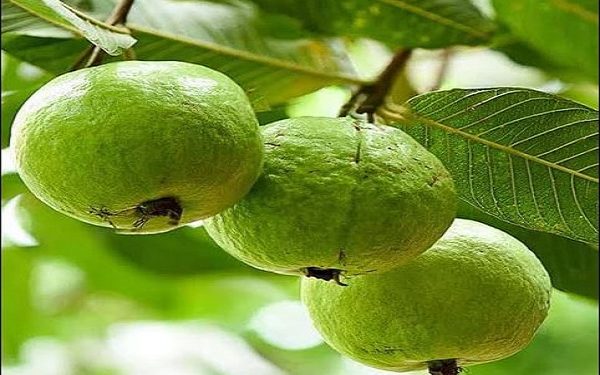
[379,87,599,244]
[492,0,598,82]
[2,0,136,54]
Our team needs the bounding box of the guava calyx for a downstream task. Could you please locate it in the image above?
[428,359,461,375]
[133,196,183,228]
[89,196,183,231]
[305,267,347,286]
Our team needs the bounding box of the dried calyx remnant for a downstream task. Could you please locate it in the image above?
[133,196,183,228]
[90,196,183,230]
[428,359,461,375]
[305,267,348,286]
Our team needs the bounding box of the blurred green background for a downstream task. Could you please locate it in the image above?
[2,37,598,374]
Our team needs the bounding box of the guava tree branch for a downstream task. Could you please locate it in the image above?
[70,0,136,70]
[339,49,413,123]
[429,48,453,91]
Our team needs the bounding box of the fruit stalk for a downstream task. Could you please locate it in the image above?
[339,49,413,122]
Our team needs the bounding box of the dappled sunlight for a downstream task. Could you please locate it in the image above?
[1,195,38,249]
[2,147,16,175]
[249,300,323,350]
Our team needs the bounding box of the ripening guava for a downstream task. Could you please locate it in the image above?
[204,116,457,280]
[301,219,552,373]
[11,61,263,234]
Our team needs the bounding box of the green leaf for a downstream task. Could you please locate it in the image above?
[379,88,599,244]
[104,226,252,277]
[2,0,365,107]
[14,193,175,307]
[491,0,599,82]
[1,248,36,361]
[458,201,598,300]
[2,0,136,55]
[492,31,593,84]
[238,0,496,48]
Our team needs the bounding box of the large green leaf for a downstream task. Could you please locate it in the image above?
[492,0,598,82]
[379,88,599,244]
[1,0,365,107]
[239,0,496,48]
[1,0,136,54]
[459,201,598,300]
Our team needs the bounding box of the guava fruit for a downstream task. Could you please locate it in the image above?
[204,116,457,280]
[301,219,552,374]
[11,61,263,234]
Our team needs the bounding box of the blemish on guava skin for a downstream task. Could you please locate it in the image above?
[305,267,348,286]
[265,142,281,148]
[338,250,347,265]
[428,174,440,187]
[354,140,362,164]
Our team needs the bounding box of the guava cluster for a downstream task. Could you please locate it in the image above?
[12,61,552,373]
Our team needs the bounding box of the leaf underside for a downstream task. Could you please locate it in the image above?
[2,0,136,54]
[240,0,496,48]
[1,0,366,108]
[380,87,599,244]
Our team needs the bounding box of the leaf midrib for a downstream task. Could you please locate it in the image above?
[384,107,599,184]
[128,24,369,85]
[378,0,491,39]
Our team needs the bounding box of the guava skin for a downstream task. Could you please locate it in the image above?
[205,116,457,276]
[301,219,552,372]
[11,61,263,234]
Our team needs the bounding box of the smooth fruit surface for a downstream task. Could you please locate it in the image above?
[205,116,456,277]
[11,61,263,234]
[301,219,552,372]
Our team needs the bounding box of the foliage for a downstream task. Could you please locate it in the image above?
[1,0,598,374]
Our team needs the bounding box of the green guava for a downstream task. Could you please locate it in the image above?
[11,61,263,234]
[301,219,552,373]
[204,116,457,280]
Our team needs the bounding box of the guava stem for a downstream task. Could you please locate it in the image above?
[105,0,136,26]
[70,0,136,70]
[338,49,413,122]
[428,359,460,375]
[428,49,453,92]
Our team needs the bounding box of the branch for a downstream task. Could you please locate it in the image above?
[105,0,135,25]
[429,48,453,91]
[339,49,413,123]
[70,0,136,71]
